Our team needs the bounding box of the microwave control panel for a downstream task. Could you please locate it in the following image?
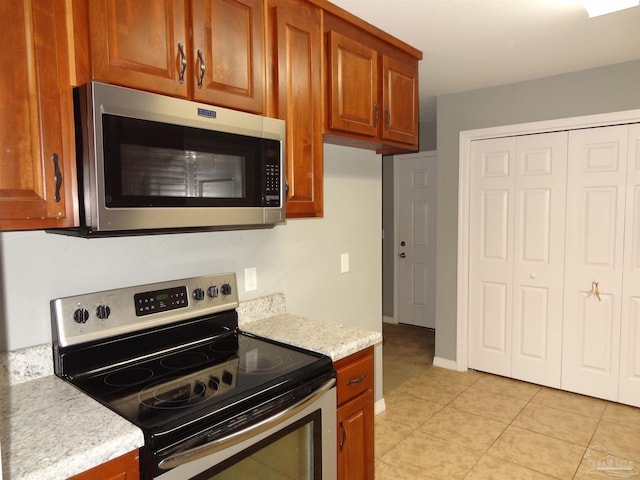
[263,146,281,206]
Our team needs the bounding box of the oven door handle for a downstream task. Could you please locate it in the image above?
[158,377,336,471]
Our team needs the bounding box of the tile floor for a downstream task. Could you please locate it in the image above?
[376,323,640,480]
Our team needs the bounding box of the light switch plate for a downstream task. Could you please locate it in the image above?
[245,267,257,291]
[340,253,349,273]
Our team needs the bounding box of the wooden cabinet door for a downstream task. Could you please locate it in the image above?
[381,55,418,145]
[0,0,77,230]
[69,450,139,480]
[192,0,264,113]
[89,0,188,98]
[327,31,378,137]
[268,0,323,218]
[337,389,374,480]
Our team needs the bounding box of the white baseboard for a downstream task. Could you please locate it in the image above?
[382,315,396,324]
[374,398,386,415]
[433,356,462,371]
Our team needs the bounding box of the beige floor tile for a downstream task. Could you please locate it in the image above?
[601,402,640,430]
[420,366,483,387]
[391,375,469,405]
[589,420,640,463]
[573,445,640,480]
[464,454,559,480]
[419,406,507,452]
[376,459,439,480]
[472,374,541,402]
[375,414,417,458]
[487,426,586,479]
[450,388,527,423]
[380,392,443,428]
[511,403,598,446]
[381,430,484,480]
[530,387,607,419]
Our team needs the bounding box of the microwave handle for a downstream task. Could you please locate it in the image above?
[157,378,336,470]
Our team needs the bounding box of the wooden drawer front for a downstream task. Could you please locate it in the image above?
[336,350,373,405]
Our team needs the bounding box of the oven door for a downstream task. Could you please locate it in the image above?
[153,380,336,480]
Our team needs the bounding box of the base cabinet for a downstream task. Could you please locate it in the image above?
[335,347,374,480]
[69,449,139,480]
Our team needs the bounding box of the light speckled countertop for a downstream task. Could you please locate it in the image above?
[0,376,143,480]
[241,313,382,361]
[0,294,381,479]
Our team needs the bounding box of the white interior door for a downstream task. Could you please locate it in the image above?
[468,133,567,385]
[620,124,640,407]
[396,152,436,328]
[468,137,515,376]
[562,125,628,401]
[510,132,567,388]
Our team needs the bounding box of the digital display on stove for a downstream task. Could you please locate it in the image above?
[134,286,188,316]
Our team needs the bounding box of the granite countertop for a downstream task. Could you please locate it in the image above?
[0,375,143,480]
[241,313,382,361]
[1,294,381,479]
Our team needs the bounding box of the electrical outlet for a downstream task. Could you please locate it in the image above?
[245,267,257,291]
[340,253,349,273]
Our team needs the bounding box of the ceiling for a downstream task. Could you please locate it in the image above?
[329,0,640,124]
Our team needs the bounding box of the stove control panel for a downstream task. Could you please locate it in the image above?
[51,273,238,347]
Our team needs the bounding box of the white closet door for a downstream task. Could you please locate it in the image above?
[562,125,628,401]
[469,137,515,376]
[511,132,567,388]
[620,124,640,407]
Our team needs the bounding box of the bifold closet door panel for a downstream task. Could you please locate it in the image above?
[468,137,515,377]
[510,132,567,388]
[468,132,567,384]
[562,125,628,401]
[620,123,640,408]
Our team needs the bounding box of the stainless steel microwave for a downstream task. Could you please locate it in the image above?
[56,82,285,236]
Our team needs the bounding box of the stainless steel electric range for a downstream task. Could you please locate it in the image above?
[51,273,337,479]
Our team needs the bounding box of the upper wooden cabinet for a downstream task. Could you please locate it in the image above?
[266,0,324,217]
[324,13,420,152]
[0,0,77,230]
[88,0,264,113]
[327,31,379,138]
[88,0,189,98]
[191,0,264,112]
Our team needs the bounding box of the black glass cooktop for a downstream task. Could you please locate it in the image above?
[69,331,332,431]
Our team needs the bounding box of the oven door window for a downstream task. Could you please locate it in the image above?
[101,115,278,208]
[195,412,322,480]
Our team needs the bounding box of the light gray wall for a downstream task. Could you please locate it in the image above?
[435,59,640,362]
[0,144,385,400]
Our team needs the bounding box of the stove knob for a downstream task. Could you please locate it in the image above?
[192,288,205,301]
[221,283,232,296]
[73,308,89,324]
[207,285,219,298]
[208,376,219,390]
[96,304,111,320]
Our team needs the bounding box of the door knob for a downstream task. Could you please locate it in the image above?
[400,241,406,246]
[399,252,406,258]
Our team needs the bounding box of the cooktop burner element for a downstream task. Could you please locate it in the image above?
[50,273,336,479]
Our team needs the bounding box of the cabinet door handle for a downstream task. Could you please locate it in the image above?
[339,419,346,452]
[51,153,62,203]
[178,42,187,84]
[373,104,379,127]
[347,374,367,385]
[197,49,206,89]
